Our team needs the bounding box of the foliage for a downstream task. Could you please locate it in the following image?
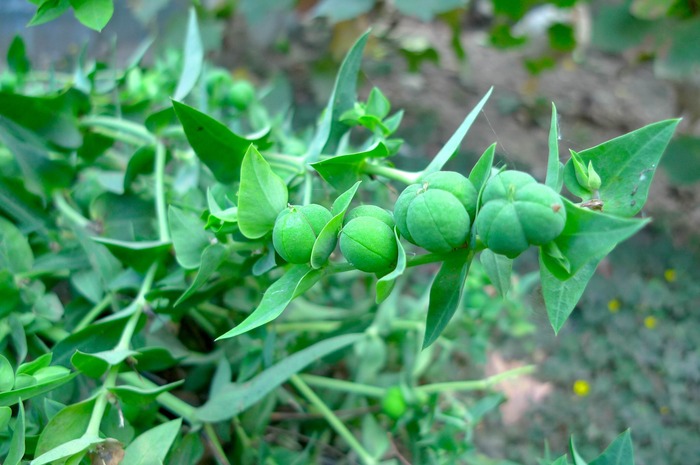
[0,6,680,465]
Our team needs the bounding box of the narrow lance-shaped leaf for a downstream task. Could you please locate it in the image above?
[0,373,78,407]
[217,265,323,340]
[172,100,271,183]
[310,181,361,268]
[480,249,512,297]
[375,228,407,304]
[91,237,171,273]
[564,119,679,217]
[546,103,563,191]
[174,243,228,306]
[197,333,363,422]
[421,87,493,178]
[306,30,370,162]
[540,251,598,334]
[173,8,203,101]
[570,437,589,465]
[168,206,213,270]
[589,430,634,465]
[4,402,25,465]
[469,142,496,192]
[108,380,184,406]
[310,141,390,191]
[423,249,471,349]
[237,145,288,239]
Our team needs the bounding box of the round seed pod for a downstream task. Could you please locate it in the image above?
[344,205,394,228]
[339,216,398,273]
[393,171,477,253]
[229,80,255,111]
[272,204,332,264]
[475,170,566,258]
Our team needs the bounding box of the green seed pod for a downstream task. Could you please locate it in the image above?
[340,217,398,273]
[393,171,477,253]
[381,386,408,420]
[344,205,394,228]
[475,171,566,258]
[272,204,332,264]
[229,80,256,111]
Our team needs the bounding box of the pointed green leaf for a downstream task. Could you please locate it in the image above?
[541,199,649,280]
[121,419,182,465]
[16,353,52,376]
[69,0,114,31]
[590,430,634,465]
[0,372,78,407]
[108,380,184,406]
[0,355,14,392]
[421,87,493,177]
[0,216,33,273]
[7,36,31,77]
[0,406,10,431]
[571,437,589,465]
[5,402,25,465]
[35,398,95,457]
[173,8,203,101]
[91,238,171,273]
[469,142,496,192]
[28,0,70,27]
[71,349,138,378]
[423,249,471,349]
[480,249,512,297]
[168,206,213,270]
[564,119,679,216]
[175,243,228,306]
[307,30,370,161]
[540,251,598,334]
[238,145,288,239]
[310,141,390,191]
[546,103,562,191]
[31,436,103,465]
[376,228,407,304]
[172,100,270,183]
[197,333,362,422]
[310,181,361,268]
[217,265,323,339]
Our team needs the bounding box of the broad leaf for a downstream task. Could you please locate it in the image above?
[421,87,493,177]
[540,251,598,334]
[237,145,288,239]
[0,355,14,392]
[423,249,471,349]
[310,181,361,268]
[5,402,25,465]
[541,199,649,280]
[480,249,512,297]
[92,238,171,273]
[469,142,496,192]
[32,436,103,465]
[590,430,634,465]
[121,419,183,465]
[35,398,95,457]
[0,216,33,273]
[307,30,370,161]
[197,334,362,422]
[217,265,324,339]
[564,119,679,216]
[28,0,71,27]
[172,100,270,183]
[310,141,390,191]
[168,206,213,269]
[376,228,407,304]
[69,0,114,31]
[174,243,228,306]
[173,8,203,101]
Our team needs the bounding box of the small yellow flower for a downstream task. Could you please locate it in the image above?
[659,406,670,415]
[664,269,676,283]
[644,316,657,329]
[573,379,590,397]
[608,299,621,313]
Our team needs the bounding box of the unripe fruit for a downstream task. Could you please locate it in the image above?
[475,171,566,258]
[272,204,332,264]
[381,386,408,420]
[393,171,478,253]
[229,80,255,111]
[340,216,398,273]
[344,205,394,228]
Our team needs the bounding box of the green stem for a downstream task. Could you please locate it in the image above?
[75,295,112,332]
[53,191,91,228]
[302,171,313,205]
[118,372,197,421]
[274,321,341,333]
[155,141,170,242]
[204,423,231,465]
[85,368,119,437]
[298,374,385,398]
[417,365,536,394]
[290,375,377,465]
[362,163,421,185]
[116,265,157,350]
[80,115,156,145]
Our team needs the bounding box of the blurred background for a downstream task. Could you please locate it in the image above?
[2,0,699,463]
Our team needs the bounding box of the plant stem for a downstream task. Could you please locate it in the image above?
[417,365,536,394]
[274,321,342,333]
[298,374,385,398]
[53,191,91,228]
[80,115,156,145]
[155,141,170,242]
[290,375,378,465]
[85,368,119,437]
[302,171,313,205]
[204,423,231,465]
[75,294,113,332]
[362,163,420,185]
